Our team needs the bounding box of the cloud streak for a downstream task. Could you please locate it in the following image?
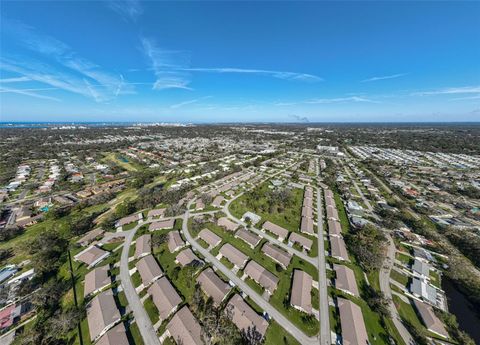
[412,86,480,96]
[1,19,133,102]
[0,76,31,83]
[361,73,407,82]
[170,96,212,109]
[184,67,322,82]
[107,0,143,22]
[0,86,60,101]
[140,37,192,90]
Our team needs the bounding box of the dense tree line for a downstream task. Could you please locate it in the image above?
[344,224,387,273]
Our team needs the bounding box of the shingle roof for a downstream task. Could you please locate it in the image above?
[290,270,312,313]
[288,233,313,251]
[87,289,121,342]
[338,298,369,345]
[84,265,110,297]
[198,228,221,248]
[196,268,231,306]
[148,277,182,321]
[96,322,129,345]
[244,260,278,294]
[330,236,350,261]
[135,234,151,259]
[166,306,204,345]
[261,243,292,268]
[219,243,248,268]
[334,264,359,297]
[168,231,185,253]
[149,219,175,231]
[226,294,268,338]
[175,248,201,267]
[262,221,289,239]
[413,300,448,338]
[217,217,238,231]
[235,228,261,248]
[136,254,163,287]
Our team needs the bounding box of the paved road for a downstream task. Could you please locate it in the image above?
[181,200,320,345]
[119,223,161,345]
[380,233,415,345]
[315,186,331,345]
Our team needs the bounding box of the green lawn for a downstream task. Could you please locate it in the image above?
[128,322,144,345]
[269,256,320,336]
[391,270,410,287]
[265,321,301,345]
[229,183,304,233]
[143,296,160,324]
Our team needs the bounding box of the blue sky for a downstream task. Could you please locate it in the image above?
[1,1,479,123]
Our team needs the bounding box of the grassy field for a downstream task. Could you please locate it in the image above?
[229,183,304,233]
[0,203,108,263]
[269,256,320,337]
[391,269,410,287]
[103,152,140,172]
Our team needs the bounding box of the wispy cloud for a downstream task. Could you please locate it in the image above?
[305,96,379,104]
[1,19,133,102]
[0,76,31,83]
[450,94,480,101]
[107,0,143,22]
[0,86,60,101]
[185,67,322,82]
[361,73,407,83]
[274,95,380,106]
[412,86,480,96]
[170,96,212,109]
[140,37,192,91]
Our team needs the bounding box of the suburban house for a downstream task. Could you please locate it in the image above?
[197,228,222,248]
[244,260,279,295]
[149,219,175,231]
[86,289,121,342]
[147,277,182,322]
[337,297,369,345]
[168,231,186,253]
[219,243,248,269]
[262,221,289,240]
[235,228,261,249]
[135,234,151,259]
[175,248,202,267]
[288,232,313,252]
[166,306,204,345]
[334,264,359,297]
[290,270,313,314]
[136,254,163,287]
[226,294,269,339]
[196,268,231,307]
[84,265,111,298]
[261,243,292,269]
[74,245,110,268]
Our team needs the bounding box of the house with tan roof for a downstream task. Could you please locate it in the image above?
[77,228,104,247]
[262,221,289,240]
[334,264,359,297]
[290,269,313,314]
[175,248,202,267]
[413,299,449,338]
[86,289,121,342]
[261,243,292,269]
[330,236,350,261]
[147,208,166,219]
[217,217,238,232]
[235,228,261,248]
[96,322,129,345]
[300,216,314,234]
[196,268,231,307]
[197,228,221,248]
[166,306,204,345]
[84,265,111,298]
[328,219,342,237]
[302,205,314,219]
[148,277,182,322]
[244,260,278,295]
[337,298,369,345]
[168,231,186,253]
[326,205,339,220]
[219,243,248,269]
[74,245,110,268]
[135,234,151,259]
[288,233,313,252]
[226,294,268,338]
[115,213,142,228]
[211,195,224,208]
[136,254,163,287]
[149,218,175,231]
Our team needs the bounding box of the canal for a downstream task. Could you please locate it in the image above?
[442,278,480,344]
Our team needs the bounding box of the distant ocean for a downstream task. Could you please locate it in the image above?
[0,122,144,129]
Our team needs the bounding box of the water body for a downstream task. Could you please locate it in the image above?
[442,278,480,344]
